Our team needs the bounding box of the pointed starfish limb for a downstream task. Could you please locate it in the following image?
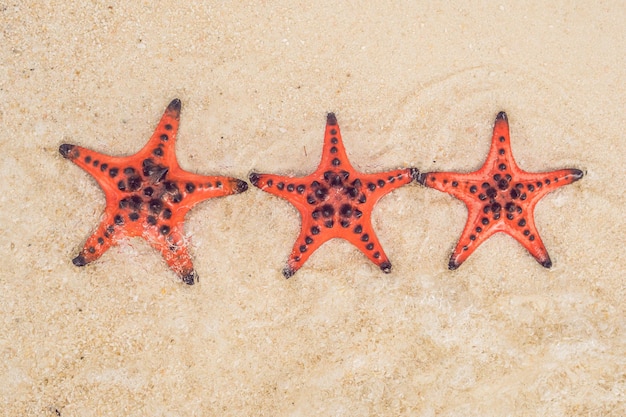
[250,113,412,278]
[60,99,248,284]
[417,111,583,270]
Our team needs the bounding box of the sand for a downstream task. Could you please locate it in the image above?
[1,1,624,416]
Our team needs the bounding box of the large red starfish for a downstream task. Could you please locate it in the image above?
[417,111,583,270]
[250,113,414,278]
[59,99,248,284]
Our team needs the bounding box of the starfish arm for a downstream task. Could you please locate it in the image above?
[168,171,248,209]
[137,99,182,169]
[484,111,522,173]
[71,209,120,267]
[358,168,414,204]
[516,168,584,202]
[282,216,331,278]
[315,113,356,173]
[59,143,132,197]
[145,225,198,285]
[416,171,483,206]
[448,204,501,269]
[499,210,552,268]
[248,172,309,210]
[341,212,393,273]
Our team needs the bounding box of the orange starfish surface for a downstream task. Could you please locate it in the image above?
[59,99,248,284]
[250,113,414,278]
[417,112,583,270]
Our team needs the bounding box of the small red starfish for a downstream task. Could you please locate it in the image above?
[59,99,248,284]
[250,113,414,278]
[417,111,583,270]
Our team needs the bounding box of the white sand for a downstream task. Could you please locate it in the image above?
[1,2,624,416]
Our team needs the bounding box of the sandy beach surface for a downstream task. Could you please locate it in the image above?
[1,2,624,416]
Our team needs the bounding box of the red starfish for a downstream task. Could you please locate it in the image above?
[59,99,248,284]
[417,111,583,270]
[249,113,414,278]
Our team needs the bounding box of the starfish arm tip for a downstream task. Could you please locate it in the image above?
[181,270,198,285]
[248,172,260,186]
[168,98,182,112]
[59,143,75,159]
[326,113,337,125]
[448,258,460,270]
[380,261,392,273]
[540,258,553,268]
[572,169,584,182]
[414,170,428,185]
[282,266,296,279]
[72,255,88,267]
[235,179,249,193]
[496,111,508,121]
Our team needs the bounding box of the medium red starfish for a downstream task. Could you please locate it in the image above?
[250,113,414,278]
[417,111,583,270]
[59,99,248,284]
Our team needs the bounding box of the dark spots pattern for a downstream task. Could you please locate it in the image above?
[127,176,141,191]
[321,204,334,218]
[149,199,163,213]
